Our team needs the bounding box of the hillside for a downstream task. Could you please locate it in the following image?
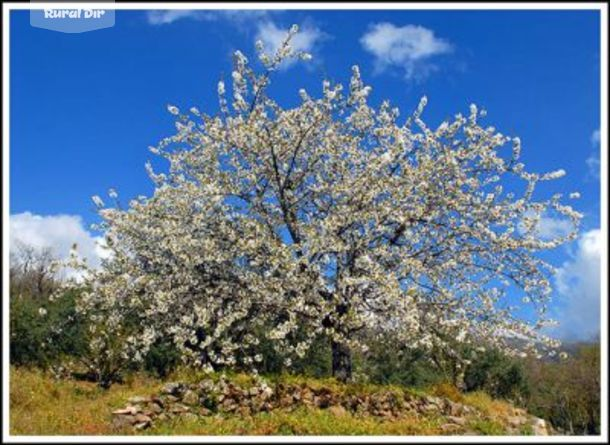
[10,367,551,436]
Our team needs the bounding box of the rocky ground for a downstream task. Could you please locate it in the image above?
[111,376,551,435]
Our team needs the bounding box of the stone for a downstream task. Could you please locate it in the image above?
[161,382,182,396]
[151,396,164,407]
[112,414,136,429]
[260,386,274,400]
[301,388,313,401]
[170,403,191,414]
[128,396,150,404]
[181,413,199,422]
[446,401,463,416]
[221,399,238,412]
[461,405,474,415]
[446,416,467,426]
[199,379,215,390]
[248,387,259,396]
[182,390,199,406]
[513,408,527,417]
[440,423,461,433]
[531,417,550,436]
[134,421,150,431]
[421,403,439,413]
[149,403,163,414]
[424,395,443,407]
[112,406,138,415]
[199,407,212,416]
[328,405,347,417]
[135,413,152,423]
[508,416,525,427]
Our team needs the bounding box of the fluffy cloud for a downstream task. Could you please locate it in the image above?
[146,10,269,26]
[9,212,110,273]
[553,229,602,341]
[535,216,573,240]
[517,211,573,241]
[146,11,327,70]
[360,23,452,80]
[586,155,600,180]
[255,21,326,69]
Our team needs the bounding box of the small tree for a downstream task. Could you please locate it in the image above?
[10,241,57,300]
[62,26,580,383]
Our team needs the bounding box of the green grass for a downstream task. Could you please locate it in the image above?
[467,419,506,436]
[10,367,162,435]
[145,407,446,436]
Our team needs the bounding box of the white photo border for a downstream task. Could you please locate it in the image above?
[2,2,607,443]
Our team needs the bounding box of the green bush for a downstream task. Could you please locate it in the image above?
[464,348,528,401]
[357,340,445,387]
[143,338,181,378]
[10,290,87,368]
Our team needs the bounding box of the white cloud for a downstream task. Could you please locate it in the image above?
[255,21,326,69]
[146,10,203,25]
[590,129,600,146]
[535,216,573,240]
[9,212,110,275]
[146,10,269,26]
[518,211,573,240]
[586,154,600,180]
[360,23,452,80]
[146,11,327,70]
[553,229,602,341]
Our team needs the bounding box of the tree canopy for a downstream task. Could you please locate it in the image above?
[58,26,581,382]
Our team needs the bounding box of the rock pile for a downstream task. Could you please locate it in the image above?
[110,377,549,435]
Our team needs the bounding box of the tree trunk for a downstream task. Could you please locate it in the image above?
[331,340,352,382]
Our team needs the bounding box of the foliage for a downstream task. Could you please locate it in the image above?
[355,336,445,387]
[143,338,182,378]
[464,347,528,401]
[523,344,600,434]
[10,290,87,368]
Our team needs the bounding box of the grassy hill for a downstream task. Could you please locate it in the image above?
[9,366,549,436]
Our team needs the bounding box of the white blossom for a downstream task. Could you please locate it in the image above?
[53,26,580,378]
[91,195,104,208]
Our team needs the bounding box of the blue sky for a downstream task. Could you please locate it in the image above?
[9,8,602,340]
